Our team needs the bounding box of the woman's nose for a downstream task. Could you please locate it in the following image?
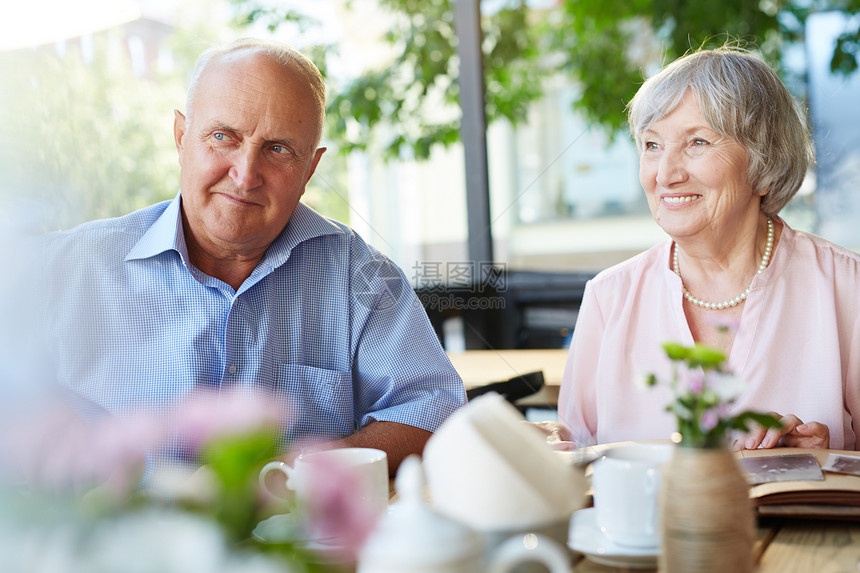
[655,148,688,187]
[229,148,263,190]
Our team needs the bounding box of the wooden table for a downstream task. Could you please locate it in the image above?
[447,348,569,406]
[571,519,860,572]
[563,444,860,572]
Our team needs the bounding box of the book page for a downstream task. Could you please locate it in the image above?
[736,448,860,508]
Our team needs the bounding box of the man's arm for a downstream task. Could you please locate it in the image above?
[328,421,432,476]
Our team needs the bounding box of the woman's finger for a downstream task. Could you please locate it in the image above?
[782,421,830,449]
[743,424,769,449]
[758,414,802,448]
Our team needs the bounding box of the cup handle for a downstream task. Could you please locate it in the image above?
[486,533,571,573]
[259,460,295,499]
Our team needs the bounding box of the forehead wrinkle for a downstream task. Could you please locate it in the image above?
[198,68,317,155]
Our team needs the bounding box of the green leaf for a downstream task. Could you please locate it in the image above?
[661,342,690,361]
[686,343,726,369]
[730,411,783,432]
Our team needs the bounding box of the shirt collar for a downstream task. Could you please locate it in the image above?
[125,192,185,262]
[125,192,344,268]
[263,201,345,269]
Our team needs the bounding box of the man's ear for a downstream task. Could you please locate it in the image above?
[173,109,187,163]
[304,147,327,185]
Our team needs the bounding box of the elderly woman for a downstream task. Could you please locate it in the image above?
[544,47,860,451]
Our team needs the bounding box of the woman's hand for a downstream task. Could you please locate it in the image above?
[732,413,830,450]
[528,421,578,451]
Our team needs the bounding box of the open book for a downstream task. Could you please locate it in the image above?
[737,448,860,519]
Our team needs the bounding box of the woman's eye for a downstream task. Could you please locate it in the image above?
[692,138,709,146]
[644,141,659,151]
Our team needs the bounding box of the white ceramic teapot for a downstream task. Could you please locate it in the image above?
[357,456,571,573]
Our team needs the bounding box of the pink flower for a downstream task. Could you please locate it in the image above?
[169,387,288,449]
[2,387,293,498]
[299,457,381,562]
[686,372,705,394]
[701,408,721,431]
[1,399,162,497]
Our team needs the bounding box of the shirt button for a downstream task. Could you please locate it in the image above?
[228,364,237,374]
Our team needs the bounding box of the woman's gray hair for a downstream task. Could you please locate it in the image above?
[627,47,814,216]
[184,38,326,146]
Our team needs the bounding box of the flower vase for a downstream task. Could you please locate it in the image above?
[658,445,754,573]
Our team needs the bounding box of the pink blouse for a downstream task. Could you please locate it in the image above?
[558,220,860,450]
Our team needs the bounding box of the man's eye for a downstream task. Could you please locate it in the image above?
[213,132,228,141]
[271,145,292,155]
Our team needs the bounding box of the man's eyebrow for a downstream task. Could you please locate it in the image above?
[205,121,238,134]
[269,137,297,148]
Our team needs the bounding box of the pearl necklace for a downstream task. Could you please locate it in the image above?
[673,218,774,311]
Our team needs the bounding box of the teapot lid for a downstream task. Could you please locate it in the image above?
[358,456,484,566]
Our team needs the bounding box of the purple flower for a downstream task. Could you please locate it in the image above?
[686,372,705,394]
[701,408,721,431]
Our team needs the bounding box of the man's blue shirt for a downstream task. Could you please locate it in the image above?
[42,193,465,451]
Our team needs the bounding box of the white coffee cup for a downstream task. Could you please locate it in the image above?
[591,443,673,548]
[259,447,389,518]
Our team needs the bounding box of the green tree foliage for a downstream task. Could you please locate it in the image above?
[1,33,186,230]
[0,24,350,228]
[232,0,860,160]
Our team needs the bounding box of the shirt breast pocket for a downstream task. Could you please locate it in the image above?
[275,363,355,440]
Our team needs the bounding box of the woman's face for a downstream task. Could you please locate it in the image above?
[638,92,761,242]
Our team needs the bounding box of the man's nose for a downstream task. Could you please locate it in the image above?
[655,148,688,188]
[229,148,263,190]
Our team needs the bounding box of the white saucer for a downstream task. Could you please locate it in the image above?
[252,513,349,563]
[252,512,304,544]
[568,508,659,569]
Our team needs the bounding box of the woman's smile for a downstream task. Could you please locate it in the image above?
[662,194,702,205]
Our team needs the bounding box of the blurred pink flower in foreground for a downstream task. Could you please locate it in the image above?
[170,387,287,449]
[300,456,382,562]
[701,408,721,431]
[686,371,705,394]
[1,399,160,496]
[1,386,291,497]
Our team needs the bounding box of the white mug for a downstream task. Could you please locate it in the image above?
[591,443,673,548]
[259,447,389,518]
